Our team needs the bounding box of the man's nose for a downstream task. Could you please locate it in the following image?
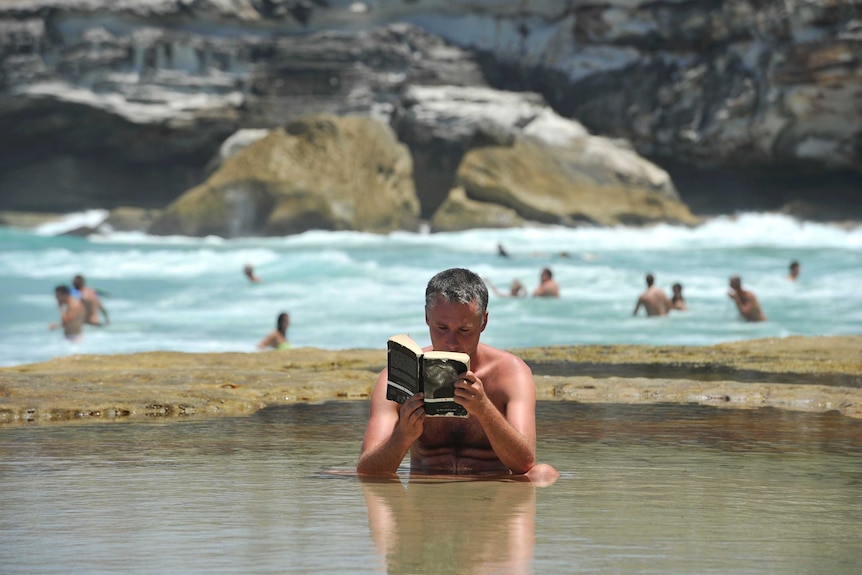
[441,333,459,351]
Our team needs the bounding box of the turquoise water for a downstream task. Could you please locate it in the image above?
[1,211,860,367]
[1,402,861,575]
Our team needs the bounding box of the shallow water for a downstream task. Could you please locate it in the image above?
[1,402,860,575]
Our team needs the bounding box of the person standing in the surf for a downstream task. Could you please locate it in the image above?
[728,275,767,322]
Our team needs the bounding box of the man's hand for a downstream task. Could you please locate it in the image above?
[396,393,426,444]
[454,371,490,416]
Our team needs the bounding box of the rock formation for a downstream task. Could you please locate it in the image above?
[157,86,697,235]
[1,0,859,228]
[1,335,860,426]
[149,114,419,236]
[401,85,698,230]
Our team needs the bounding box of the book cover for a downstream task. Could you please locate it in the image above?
[386,334,470,417]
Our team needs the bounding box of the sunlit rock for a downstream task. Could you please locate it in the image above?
[400,85,698,228]
[149,114,419,237]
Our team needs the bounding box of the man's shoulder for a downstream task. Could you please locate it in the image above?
[479,344,530,372]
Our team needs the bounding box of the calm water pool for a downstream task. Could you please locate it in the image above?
[1,402,860,574]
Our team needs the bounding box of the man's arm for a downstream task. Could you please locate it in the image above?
[729,291,751,314]
[661,291,672,313]
[457,356,537,474]
[98,302,110,325]
[357,369,425,475]
[633,297,643,316]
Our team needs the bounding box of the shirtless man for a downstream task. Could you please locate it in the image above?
[633,273,671,316]
[357,267,558,484]
[49,285,86,341]
[532,267,560,298]
[72,275,109,326]
[728,275,767,322]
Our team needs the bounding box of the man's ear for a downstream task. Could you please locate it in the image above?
[425,308,430,326]
[480,311,488,332]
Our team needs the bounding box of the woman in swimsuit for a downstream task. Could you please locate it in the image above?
[257,312,290,350]
[671,282,688,311]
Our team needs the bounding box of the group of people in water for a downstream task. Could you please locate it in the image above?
[488,248,802,324]
[49,275,110,341]
[489,267,770,322]
[633,260,800,322]
[51,255,799,347]
[49,263,289,348]
[632,272,766,321]
[484,266,561,299]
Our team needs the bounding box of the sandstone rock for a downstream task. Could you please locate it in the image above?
[104,206,163,232]
[395,84,699,228]
[0,336,859,426]
[394,85,545,216]
[148,114,420,237]
[430,186,524,232]
[0,211,64,228]
[205,129,271,174]
[454,132,699,227]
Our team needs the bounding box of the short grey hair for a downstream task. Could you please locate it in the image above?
[425,268,489,315]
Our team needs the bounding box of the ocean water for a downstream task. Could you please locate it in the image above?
[1,210,860,367]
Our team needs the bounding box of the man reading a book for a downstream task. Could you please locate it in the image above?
[357,267,559,484]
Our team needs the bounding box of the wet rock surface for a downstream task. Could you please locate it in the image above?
[0,335,859,427]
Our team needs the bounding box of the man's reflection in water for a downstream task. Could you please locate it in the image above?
[361,476,536,574]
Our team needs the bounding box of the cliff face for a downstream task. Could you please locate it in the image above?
[0,0,860,221]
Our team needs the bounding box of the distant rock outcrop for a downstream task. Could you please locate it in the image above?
[455,137,698,228]
[405,85,698,230]
[431,187,524,232]
[149,115,419,237]
[154,89,695,236]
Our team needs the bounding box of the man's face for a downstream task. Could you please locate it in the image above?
[425,295,487,356]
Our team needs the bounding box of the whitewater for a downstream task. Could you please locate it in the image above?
[1,210,859,367]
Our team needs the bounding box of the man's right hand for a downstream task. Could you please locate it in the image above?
[397,393,426,444]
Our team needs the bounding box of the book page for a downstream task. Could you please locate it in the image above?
[421,353,469,417]
[387,333,423,355]
[386,335,421,404]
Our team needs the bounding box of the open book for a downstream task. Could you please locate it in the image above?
[386,333,470,417]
